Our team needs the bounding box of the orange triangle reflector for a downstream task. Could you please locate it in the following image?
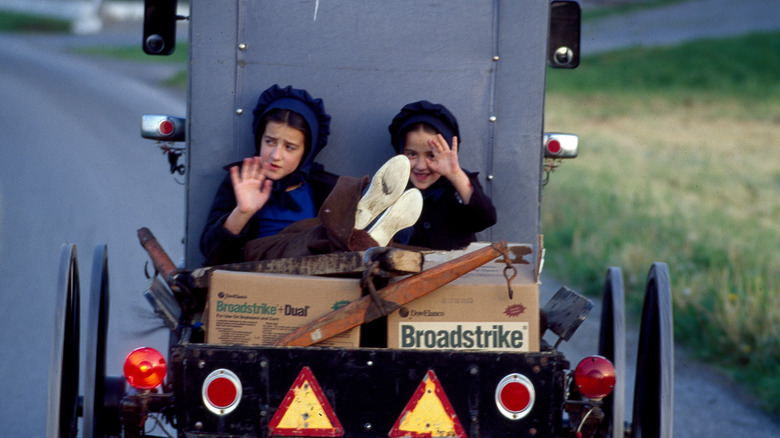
[268,366,344,437]
[389,370,467,438]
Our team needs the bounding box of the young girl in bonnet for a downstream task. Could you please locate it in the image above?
[388,100,497,250]
[200,84,338,265]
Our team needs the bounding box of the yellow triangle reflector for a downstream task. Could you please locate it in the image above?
[268,366,344,436]
[389,370,467,438]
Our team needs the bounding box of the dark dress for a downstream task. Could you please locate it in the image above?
[199,165,338,266]
[400,170,496,250]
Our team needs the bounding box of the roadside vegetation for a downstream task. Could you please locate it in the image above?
[75,45,188,63]
[581,0,688,20]
[0,10,70,33]
[543,31,780,415]
[581,0,687,20]
[72,45,188,89]
[0,9,188,88]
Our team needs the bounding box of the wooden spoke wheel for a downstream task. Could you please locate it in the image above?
[83,245,125,438]
[598,267,626,438]
[630,263,674,438]
[47,245,81,438]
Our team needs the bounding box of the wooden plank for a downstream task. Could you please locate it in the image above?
[138,227,179,281]
[273,241,508,347]
[368,247,425,275]
[188,249,424,288]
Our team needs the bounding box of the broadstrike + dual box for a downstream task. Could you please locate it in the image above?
[205,271,361,348]
[387,241,542,352]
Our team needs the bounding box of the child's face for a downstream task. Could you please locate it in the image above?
[403,129,442,190]
[259,121,306,180]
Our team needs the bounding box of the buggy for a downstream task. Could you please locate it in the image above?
[47,1,673,437]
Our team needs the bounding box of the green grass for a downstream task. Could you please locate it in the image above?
[543,31,780,415]
[162,69,187,88]
[581,0,688,20]
[73,45,188,88]
[0,10,70,33]
[548,31,780,101]
[74,45,188,63]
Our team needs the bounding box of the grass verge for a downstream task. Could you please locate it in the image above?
[0,10,70,33]
[73,45,188,89]
[581,0,687,20]
[543,31,780,414]
[74,45,188,64]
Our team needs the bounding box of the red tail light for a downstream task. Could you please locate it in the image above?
[543,133,578,159]
[123,347,166,389]
[574,355,616,400]
[158,119,175,136]
[546,138,562,156]
[495,374,535,420]
[202,369,242,415]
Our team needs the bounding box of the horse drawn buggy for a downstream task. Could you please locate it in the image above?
[47,1,673,436]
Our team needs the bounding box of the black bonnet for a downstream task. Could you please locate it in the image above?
[388,100,460,154]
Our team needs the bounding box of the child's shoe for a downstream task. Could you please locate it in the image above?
[367,189,423,246]
[354,155,410,230]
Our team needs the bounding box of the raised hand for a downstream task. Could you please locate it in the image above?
[223,156,272,234]
[426,134,474,204]
[231,156,272,214]
[426,134,462,178]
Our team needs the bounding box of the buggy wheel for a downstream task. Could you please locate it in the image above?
[83,245,125,438]
[598,267,626,438]
[47,244,81,438]
[629,263,674,438]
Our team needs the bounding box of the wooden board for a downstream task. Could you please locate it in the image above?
[188,248,424,288]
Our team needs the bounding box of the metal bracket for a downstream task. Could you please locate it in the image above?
[361,260,397,321]
[542,286,593,349]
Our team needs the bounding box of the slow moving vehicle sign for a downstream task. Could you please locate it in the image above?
[389,370,467,438]
[268,367,344,437]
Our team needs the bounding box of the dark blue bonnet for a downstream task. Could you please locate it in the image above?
[251,85,331,211]
[387,100,460,154]
[387,101,463,208]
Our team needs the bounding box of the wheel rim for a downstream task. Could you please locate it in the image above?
[47,244,80,438]
[598,267,626,438]
[84,244,123,438]
[630,263,674,438]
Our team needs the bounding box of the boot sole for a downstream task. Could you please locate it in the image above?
[354,155,410,229]
[367,188,423,246]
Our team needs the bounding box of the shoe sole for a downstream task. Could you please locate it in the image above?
[367,188,423,246]
[354,155,410,229]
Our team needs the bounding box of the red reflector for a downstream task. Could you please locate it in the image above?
[574,356,616,400]
[123,347,166,389]
[500,381,531,412]
[202,369,242,415]
[207,377,238,408]
[158,119,175,136]
[546,139,562,155]
[495,374,535,420]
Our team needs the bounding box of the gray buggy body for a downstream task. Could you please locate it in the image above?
[184,0,548,268]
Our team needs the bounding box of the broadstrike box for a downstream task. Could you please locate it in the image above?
[387,241,541,352]
[206,271,361,348]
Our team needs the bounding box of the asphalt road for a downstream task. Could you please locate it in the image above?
[581,0,780,54]
[0,31,185,437]
[1,1,780,436]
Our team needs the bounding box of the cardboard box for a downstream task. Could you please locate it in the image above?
[387,241,541,352]
[420,241,541,285]
[387,283,539,352]
[206,271,361,348]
